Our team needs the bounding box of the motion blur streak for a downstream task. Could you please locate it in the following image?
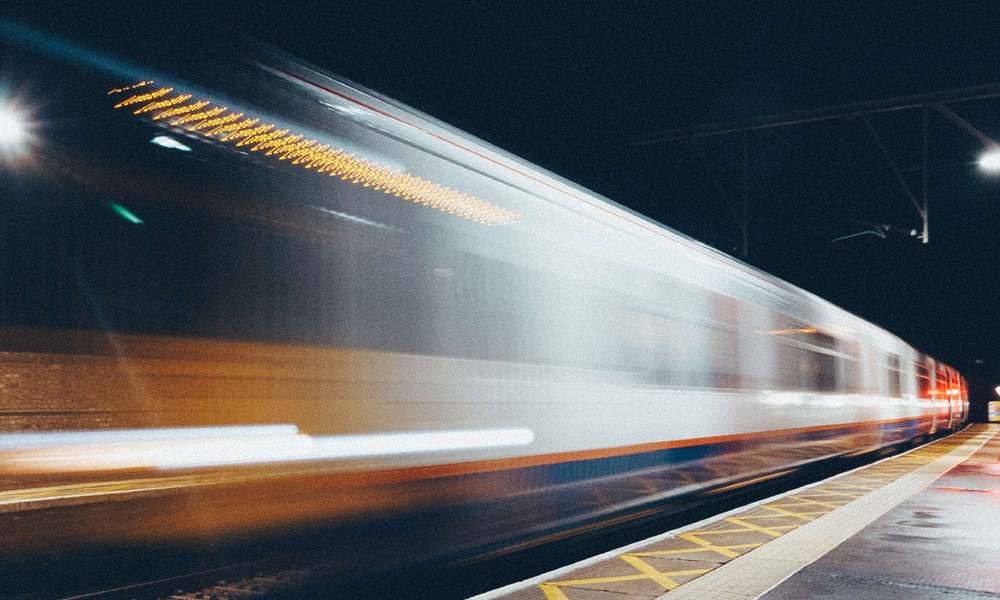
[0,426,535,472]
[309,427,536,459]
[0,21,970,570]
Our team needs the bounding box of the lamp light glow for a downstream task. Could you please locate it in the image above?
[0,101,28,152]
[978,148,1000,173]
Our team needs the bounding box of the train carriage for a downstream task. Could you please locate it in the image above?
[0,21,968,565]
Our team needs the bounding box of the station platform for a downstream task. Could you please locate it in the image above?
[474,423,1000,600]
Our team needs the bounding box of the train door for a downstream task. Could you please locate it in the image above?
[935,365,950,430]
[947,369,960,429]
[916,361,935,433]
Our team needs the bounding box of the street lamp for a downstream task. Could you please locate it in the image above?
[0,101,28,151]
[977,147,1000,174]
[0,95,32,164]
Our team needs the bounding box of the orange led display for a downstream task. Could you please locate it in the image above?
[113,87,174,108]
[107,81,155,95]
[134,94,192,114]
[110,82,522,226]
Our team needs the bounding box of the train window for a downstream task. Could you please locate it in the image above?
[772,319,837,392]
[613,306,711,388]
[841,340,862,394]
[709,295,742,389]
[916,363,932,399]
[936,367,948,398]
[886,354,901,398]
[947,369,959,404]
[608,282,752,390]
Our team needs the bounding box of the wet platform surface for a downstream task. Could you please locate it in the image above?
[475,424,999,600]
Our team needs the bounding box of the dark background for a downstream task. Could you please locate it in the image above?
[5,1,1000,417]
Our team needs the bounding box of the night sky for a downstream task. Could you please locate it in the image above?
[7,2,1000,411]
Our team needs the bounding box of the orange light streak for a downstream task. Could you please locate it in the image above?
[107,80,155,95]
[112,83,521,226]
[113,87,173,108]
[152,99,211,120]
[134,94,192,114]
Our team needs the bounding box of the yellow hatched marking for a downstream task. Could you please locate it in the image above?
[687,527,761,535]
[817,482,876,492]
[619,554,700,590]
[532,430,986,598]
[795,490,860,500]
[777,495,844,510]
[631,543,762,558]
[676,533,748,558]
[545,573,652,587]
[764,500,837,512]
[538,583,572,600]
[723,517,786,537]
[538,554,713,598]
[758,504,819,521]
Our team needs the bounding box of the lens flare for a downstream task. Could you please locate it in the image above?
[0,100,28,152]
[977,148,1000,173]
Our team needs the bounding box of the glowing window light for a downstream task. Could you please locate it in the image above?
[113,87,173,108]
[151,99,211,120]
[238,127,290,149]
[190,111,243,131]
[111,83,522,226]
[223,122,274,142]
[208,117,259,136]
[134,94,192,114]
[107,80,155,96]
[172,105,227,126]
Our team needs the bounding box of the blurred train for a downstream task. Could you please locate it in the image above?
[0,21,968,570]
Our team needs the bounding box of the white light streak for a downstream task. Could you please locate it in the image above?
[310,205,399,231]
[150,135,192,151]
[0,424,299,449]
[309,427,535,459]
[0,425,535,472]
